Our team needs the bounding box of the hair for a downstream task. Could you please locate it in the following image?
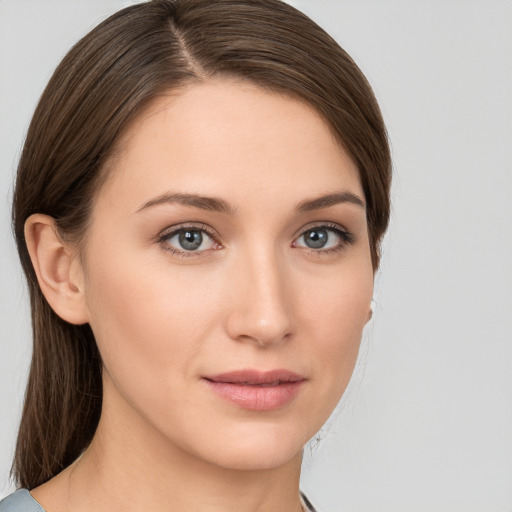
[11,0,391,490]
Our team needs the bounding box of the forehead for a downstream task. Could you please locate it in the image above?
[98,79,362,212]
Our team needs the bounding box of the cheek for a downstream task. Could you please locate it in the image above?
[299,258,373,414]
[301,255,372,339]
[82,247,222,395]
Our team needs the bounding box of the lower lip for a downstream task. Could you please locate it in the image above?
[203,379,304,411]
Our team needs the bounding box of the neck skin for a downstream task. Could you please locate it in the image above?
[31,375,305,512]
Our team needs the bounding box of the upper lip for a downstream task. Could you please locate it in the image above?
[203,369,305,385]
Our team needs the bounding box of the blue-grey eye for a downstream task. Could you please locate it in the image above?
[163,227,217,252]
[294,226,344,250]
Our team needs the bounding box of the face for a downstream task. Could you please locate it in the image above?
[80,80,373,471]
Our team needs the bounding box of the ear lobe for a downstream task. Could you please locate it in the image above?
[366,298,376,324]
[24,214,89,325]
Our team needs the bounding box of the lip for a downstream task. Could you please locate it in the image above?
[202,369,305,411]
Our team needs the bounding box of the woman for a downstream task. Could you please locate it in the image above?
[1,0,390,511]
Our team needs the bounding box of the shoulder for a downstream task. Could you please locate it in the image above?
[0,490,46,512]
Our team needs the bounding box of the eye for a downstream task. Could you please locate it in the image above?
[159,225,220,254]
[293,224,354,252]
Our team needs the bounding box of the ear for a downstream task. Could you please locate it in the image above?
[24,214,89,325]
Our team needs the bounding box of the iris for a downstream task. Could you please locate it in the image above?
[178,230,203,250]
[303,229,329,249]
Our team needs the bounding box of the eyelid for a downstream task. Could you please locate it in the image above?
[292,221,351,240]
[158,222,217,239]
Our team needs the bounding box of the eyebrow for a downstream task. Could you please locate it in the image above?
[137,192,236,215]
[296,191,365,212]
[137,190,365,215]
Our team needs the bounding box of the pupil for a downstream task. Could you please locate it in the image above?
[305,229,328,249]
[179,230,202,250]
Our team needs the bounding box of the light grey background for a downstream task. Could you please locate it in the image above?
[1,1,511,510]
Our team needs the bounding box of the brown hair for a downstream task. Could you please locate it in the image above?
[11,0,391,489]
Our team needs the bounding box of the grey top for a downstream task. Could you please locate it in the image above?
[1,489,316,511]
[0,490,44,512]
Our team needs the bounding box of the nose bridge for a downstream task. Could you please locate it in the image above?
[226,242,293,346]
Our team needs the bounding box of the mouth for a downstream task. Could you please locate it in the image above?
[202,369,306,411]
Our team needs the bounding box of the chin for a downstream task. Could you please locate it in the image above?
[208,442,304,472]
[178,418,314,472]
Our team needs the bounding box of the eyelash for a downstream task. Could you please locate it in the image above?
[157,222,356,257]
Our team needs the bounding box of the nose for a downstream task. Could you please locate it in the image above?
[224,247,294,347]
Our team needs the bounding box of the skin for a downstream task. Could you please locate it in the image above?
[27,79,373,512]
